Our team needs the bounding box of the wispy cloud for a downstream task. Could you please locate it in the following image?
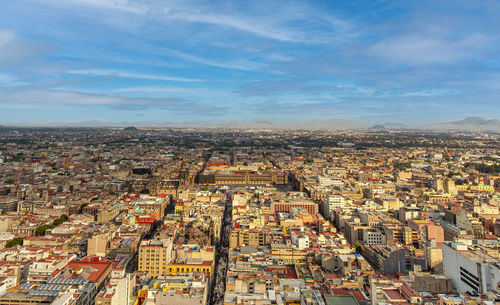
[44,0,147,14]
[162,48,264,71]
[164,11,302,43]
[0,29,47,64]
[0,72,25,86]
[400,89,460,97]
[66,69,203,82]
[1,89,125,105]
[0,30,16,48]
[41,0,353,44]
[2,1,500,124]
[163,7,355,44]
[0,88,222,113]
[368,32,488,65]
[236,76,462,100]
[114,86,227,96]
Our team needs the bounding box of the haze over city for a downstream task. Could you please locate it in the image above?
[1,0,500,126]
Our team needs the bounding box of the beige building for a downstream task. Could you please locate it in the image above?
[138,239,174,277]
[229,229,266,248]
[97,207,119,223]
[0,218,13,233]
[88,233,109,257]
[174,245,215,261]
[424,243,443,273]
[270,244,307,263]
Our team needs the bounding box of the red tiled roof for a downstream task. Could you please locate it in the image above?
[384,289,405,300]
[400,283,420,298]
[55,259,113,283]
[331,288,351,296]
[351,289,367,302]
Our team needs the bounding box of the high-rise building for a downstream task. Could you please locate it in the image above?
[138,239,173,277]
[325,195,345,219]
[442,242,500,294]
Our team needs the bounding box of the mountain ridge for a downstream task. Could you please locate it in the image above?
[1,116,499,131]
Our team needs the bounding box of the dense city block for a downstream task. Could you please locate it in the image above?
[0,127,499,305]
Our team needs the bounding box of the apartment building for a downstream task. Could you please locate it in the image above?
[138,239,174,277]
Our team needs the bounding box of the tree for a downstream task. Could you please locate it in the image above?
[354,242,362,254]
[140,189,150,194]
[52,214,68,226]
[36,215,68,236]
[35,224,55,236]
[394,163,411,169]
[6,237,24,248]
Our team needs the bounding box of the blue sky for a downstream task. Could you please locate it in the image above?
[0,0,499,126]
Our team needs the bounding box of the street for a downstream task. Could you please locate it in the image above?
[207,197,233,305]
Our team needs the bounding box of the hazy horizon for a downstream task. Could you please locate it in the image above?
[1,1,500,125]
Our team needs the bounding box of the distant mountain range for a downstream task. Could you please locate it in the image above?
[2,116,499,131]
[226,116,499,131]
[122,126,139,132]
[426,116,500,132]
[367,117,500,132]
[369,124,387,130]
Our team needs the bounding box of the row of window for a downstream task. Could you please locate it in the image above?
[138,265,210,273]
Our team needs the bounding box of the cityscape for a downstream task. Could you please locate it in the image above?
[1,1,500,305]
[0,127,498,304]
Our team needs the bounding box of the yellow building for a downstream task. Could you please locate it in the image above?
[165,258,213,276]
[403,226,419,246]
[270,244,307,263]
[134,289,148,305]
[380,197,401,210]
[251,215,266,227]
[455,184,494,192]
[138,239,173,277]
[471,185,495,192]
[174,201,184,214]
[427,194,454,203]
[229,229,266,248]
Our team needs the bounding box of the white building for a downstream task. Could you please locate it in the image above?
[290,229,310,250]
[109,267,135,305]
[325,196,345,219]
[442,242,500,294]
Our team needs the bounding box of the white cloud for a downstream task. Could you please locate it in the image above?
[113,86,226,96]
[40,0,351,44]
[164,11,301,42]
[66,69,203,82]
[0,30,16,49]
[0,88,222,112]
[157,4,353,44]
[369,33,488,65]
[0,72,23,86]
[400,89,460,97]
[0,29,48,64]
[163,48,263,71]
[0,89,124,105]
[43,0,147,14]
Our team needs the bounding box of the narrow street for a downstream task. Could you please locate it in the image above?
[207,195,233,305]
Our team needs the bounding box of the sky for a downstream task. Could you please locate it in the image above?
[0,0,499,126]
